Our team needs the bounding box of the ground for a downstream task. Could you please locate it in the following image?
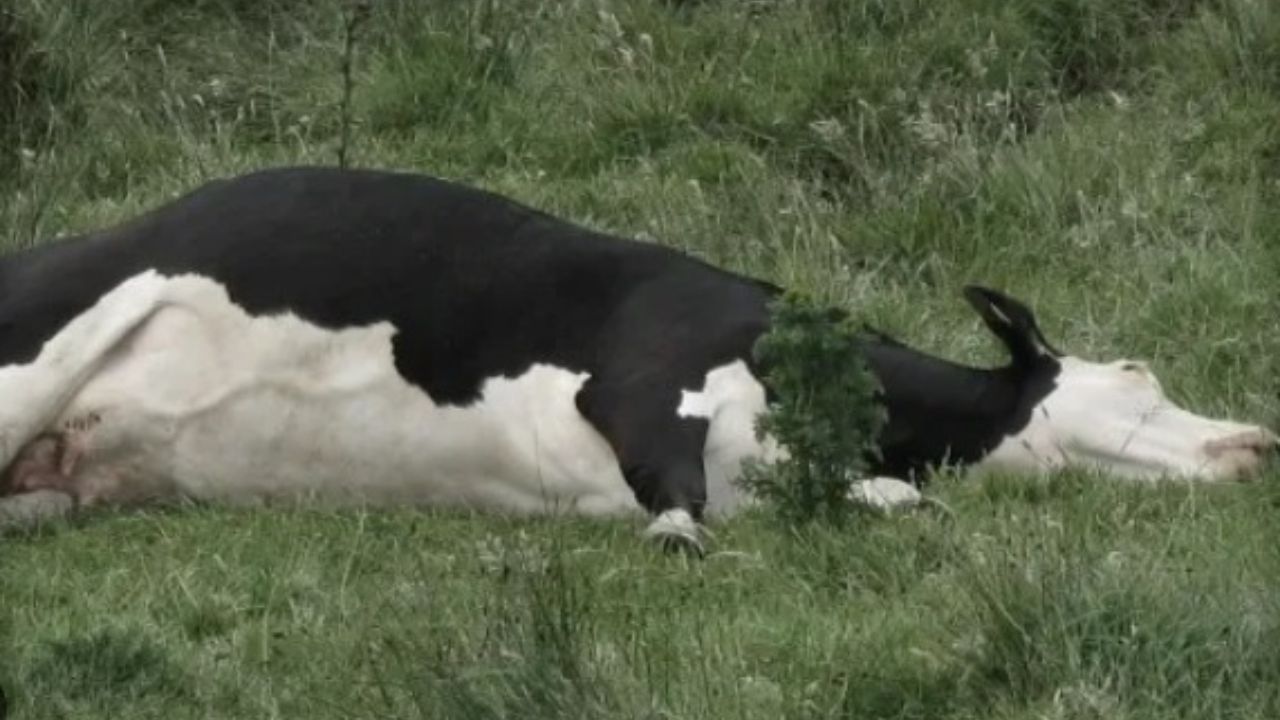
[1,1,1278,718]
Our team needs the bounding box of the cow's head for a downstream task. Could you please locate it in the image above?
[961,286,1277,482]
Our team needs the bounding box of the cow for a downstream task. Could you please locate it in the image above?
[0,167,1273,552]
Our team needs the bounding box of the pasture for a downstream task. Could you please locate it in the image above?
[2,0,1278,717]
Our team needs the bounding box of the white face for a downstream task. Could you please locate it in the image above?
[982,356,1277,482]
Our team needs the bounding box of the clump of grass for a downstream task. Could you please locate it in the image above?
[736,292,885,527]
[0,5,39,163]
[956,513,1280,718]
[0,2,95,187]
[359,1,525,136]
[1026,0,1204,97]
[23,627,193,711]
[0,608,13,718]
[365,534,626,720]
[336,0,370,169]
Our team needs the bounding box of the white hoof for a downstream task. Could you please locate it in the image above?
[848,477,923,512]
[642,508,706,556]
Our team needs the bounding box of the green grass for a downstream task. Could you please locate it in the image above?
[1,0,1278,717]
[4,479,1278,719]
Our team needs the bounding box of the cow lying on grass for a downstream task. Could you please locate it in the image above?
[0,167,1273,552]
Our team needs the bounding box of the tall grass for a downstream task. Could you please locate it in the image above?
[1,0,1277,718]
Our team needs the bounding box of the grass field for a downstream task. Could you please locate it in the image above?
[2,0,1278,717]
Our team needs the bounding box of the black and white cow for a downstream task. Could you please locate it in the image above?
[0,167,1273,550]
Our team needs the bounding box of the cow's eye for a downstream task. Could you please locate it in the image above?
[1120,361,1143,373]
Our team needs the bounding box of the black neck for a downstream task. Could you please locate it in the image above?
[855,334,1057,478]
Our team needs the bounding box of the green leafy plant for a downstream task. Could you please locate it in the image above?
[737,292,886,527]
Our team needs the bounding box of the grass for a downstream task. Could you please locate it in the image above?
[4,479,1278,719]
[1,0,1278,717]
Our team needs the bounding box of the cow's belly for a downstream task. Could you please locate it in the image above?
[50,276,643,517]
[95,367,640,516]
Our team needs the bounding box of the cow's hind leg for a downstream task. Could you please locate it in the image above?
[576,377,711,556]
[0,270,169,470]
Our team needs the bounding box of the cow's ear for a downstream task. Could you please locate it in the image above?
[962,285,1063,367]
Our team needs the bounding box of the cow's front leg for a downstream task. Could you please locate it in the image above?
[576,377,711,556]
[641,507,704,553]
[630,461,709,556]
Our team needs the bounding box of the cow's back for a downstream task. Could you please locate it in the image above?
[0,167,772,405]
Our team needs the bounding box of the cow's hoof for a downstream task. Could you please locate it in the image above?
[848,477,923,513]
[642,508,706,558]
